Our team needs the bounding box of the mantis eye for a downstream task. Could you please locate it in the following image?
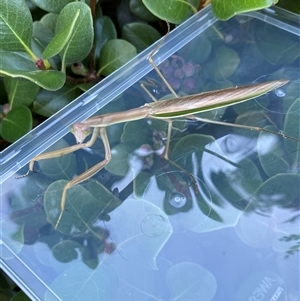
[70,123,92,143]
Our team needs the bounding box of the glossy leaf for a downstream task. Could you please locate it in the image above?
[166,262,217,300]
[104,119,156,175]
[1,106,32,143]
[233,111,269,140]
[178,33,212,65]
[32,21,56,52]
[212,0,278,20]
[94,16,117,65]
[255,24,299,65]
[44,179,122,234]
[140,168,223,233]
[3,78,40,108]
[40,13,59,33]
[169,132,266,232]
[122,23,161,52]
[121,119,153,144]
[251,174,300,209]
[142,0,199,24]
[33,84,80,117]
[232,91,269,116]
[133,171,152,197]
[30,0,72,14]
[129,0,159,22]
[0,0,33,52]
[0,51,65,91]
[37,139,77,180]
[43,10,80,60]
[99,39,137,76]
[235,205,298,249]
[105,142,141,176]
[203,46,240,81]
[172,134,217,172]
[52,240,84,262]
[54,2,94,69]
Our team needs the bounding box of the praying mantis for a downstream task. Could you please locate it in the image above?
[16,27,300,230]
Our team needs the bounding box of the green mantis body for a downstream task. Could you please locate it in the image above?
[17,77,298,229]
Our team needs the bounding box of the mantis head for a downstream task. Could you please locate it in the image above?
[70,123,92,144]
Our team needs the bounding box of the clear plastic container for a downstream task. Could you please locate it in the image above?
[1,5,299,301]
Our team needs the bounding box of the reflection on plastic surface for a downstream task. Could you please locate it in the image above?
[1,7,300,301]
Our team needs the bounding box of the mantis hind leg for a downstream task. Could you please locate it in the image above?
[163,119,199,194]
[147,22,178,99]
[150,117,199,194]
[145,26,199,193]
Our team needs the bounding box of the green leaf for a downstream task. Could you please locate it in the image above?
[54,2,94,69]
[173,133,262,202]
[212,0,278,20]
[178,33,212,65]
[3,78,40,108]
[30,0,73,14]
[105,142,139,176]
[0,51,66,91]
[94,16,117,66]
[251,174,300,209]
[168,132,265,232]
[234,111,269,140]
[99,39,137,76]
[142,0,199,24]
[43,10,81,60]
[166,262,217,300]
[40,12,59,33]
[134,171,152,197]
[129,0,159,22]
[171,134,216,173]
[121,119,153,144]
[255,24,299,65]
[52,240,84,262]
[37,139,77,181]
[233,91,269,116]
[203,46,240,81]
[10,172,52,214]
[0,0,33,52]
[32,21,56,52]
[1,105,32,143]
[33,84,80,117]
[44,179,121,234]
[122,23,161,53]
